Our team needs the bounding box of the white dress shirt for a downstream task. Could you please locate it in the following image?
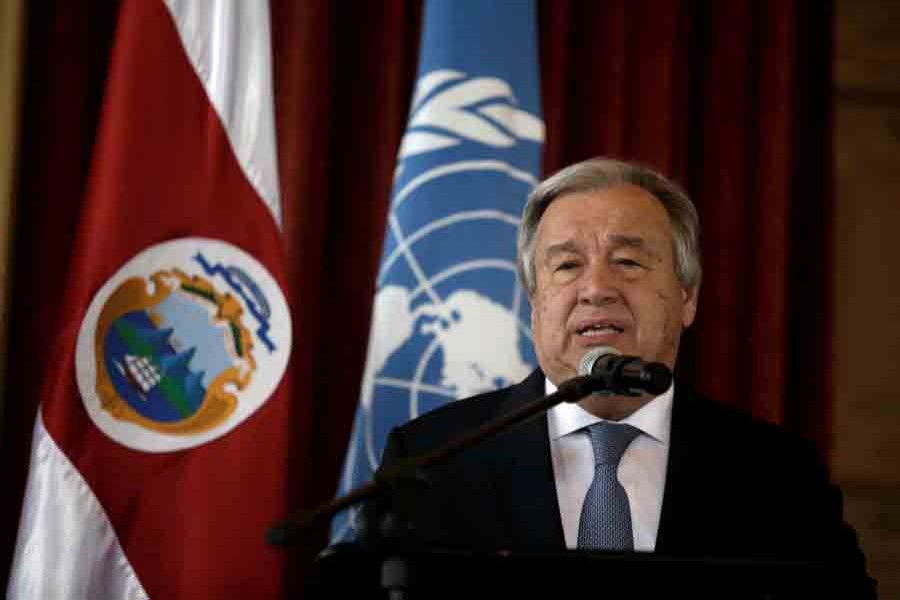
[546,379,673,551]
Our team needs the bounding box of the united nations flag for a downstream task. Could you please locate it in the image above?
[332,0,544,541]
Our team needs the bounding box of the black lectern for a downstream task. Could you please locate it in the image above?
[305,542,827,599]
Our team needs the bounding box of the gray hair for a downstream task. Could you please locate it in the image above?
[517,157,702,295]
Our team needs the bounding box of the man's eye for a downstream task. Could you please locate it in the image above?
[555,261,579,271]
[615,258,644,268]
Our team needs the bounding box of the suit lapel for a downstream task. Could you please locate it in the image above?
[489,369,566,548]
[483,374,709,552]
[655,384,699,554]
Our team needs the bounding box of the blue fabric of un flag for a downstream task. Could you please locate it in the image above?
[331,0,544,542]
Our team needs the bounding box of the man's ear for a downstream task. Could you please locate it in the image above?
[681,285,698,328]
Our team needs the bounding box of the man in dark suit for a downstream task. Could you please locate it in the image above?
[371,158,876,596]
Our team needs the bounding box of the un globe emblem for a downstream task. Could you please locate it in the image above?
[357,165,538,472]
[331,68,545,542]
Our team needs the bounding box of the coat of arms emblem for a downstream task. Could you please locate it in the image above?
[76,238,291,452]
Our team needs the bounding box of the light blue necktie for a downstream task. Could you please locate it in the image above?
[577,422,641,550]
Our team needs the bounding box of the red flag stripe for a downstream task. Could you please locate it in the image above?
[29,1,291,597]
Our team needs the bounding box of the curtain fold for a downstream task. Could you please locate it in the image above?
[2,0,834,585]
[269,5,423,568]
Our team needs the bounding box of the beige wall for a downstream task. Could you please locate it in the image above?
[834,0,900,596]
[0,0,24,426]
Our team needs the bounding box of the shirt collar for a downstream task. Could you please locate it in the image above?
[545,377,673,445]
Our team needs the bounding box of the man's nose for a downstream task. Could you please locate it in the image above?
[578,261,620,306]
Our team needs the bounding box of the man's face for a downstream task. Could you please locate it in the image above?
[529,184,698,386]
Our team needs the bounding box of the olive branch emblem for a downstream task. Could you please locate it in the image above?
[398,69,545,160]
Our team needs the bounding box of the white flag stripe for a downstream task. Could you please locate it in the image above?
[163,0,282,227]
[7,412,148,600]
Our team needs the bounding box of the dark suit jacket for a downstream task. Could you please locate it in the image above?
[374,368,876,597]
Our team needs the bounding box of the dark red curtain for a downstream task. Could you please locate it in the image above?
[537,0,834,448]
[1,0,833,587]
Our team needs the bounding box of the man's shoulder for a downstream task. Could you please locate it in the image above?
[675,387,825,468]
[388,369,543,457]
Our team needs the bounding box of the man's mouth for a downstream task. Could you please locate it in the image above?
[575,322,625,337]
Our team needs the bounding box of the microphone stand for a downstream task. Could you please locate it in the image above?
[268,374,643,598]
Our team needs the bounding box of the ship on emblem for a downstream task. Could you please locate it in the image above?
[107,317,206,422]
[96,268,258,433]
[118,354,162,398]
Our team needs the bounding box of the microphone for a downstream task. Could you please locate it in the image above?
[577,346,672,395]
